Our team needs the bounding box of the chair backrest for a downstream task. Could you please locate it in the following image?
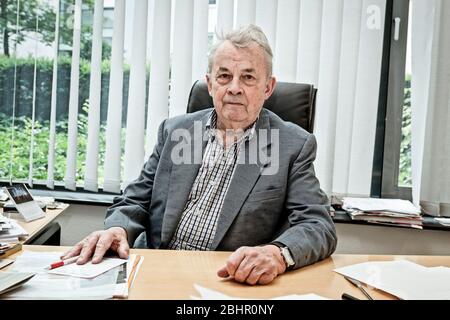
[186,80,317,133]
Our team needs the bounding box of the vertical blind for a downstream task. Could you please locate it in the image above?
[103,0,126,194]
[8,0,386,196]
[84,0,104,192]
[411,0,450,216]
[123,0,148,188]
[64,0,82,191]
[47,0,60,190]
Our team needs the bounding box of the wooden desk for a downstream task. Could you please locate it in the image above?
[7,245,450,300]
[1,204,69,244]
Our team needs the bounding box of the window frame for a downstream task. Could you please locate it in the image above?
[372,0,412,200]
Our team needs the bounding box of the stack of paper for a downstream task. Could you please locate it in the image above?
[191,284,330,300]
[334,260,450,300]
[0,242,22,258]
[0,216,28,242]
[0,189,8,201]
[342,197,422,229]
[1,251,143,299]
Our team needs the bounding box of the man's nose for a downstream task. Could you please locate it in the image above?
[226,78,243,95]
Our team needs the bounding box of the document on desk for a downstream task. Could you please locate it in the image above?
[48,256,127,279]
[3,252,119,299]
[0,272,35,295]
[191,284,330,300]
[0,219,29,241]
[0,259,14,269]
[334,259,450,300]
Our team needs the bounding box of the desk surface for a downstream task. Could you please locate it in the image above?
[1,204,69,244]
[7,245,450,300]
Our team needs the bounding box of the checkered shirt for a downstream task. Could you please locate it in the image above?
[168,111,256,250]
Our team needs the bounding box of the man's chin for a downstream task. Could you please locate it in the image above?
[223,112,248,124]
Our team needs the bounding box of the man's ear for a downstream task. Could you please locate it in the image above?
[206,74,212,96]
[264,76,276,100]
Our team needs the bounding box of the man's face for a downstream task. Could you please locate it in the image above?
[206,40,276,130]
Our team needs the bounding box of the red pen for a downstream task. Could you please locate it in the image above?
[45,256,80,270]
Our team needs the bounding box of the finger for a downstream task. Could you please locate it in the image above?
[92,233,114,264]
[224,247,247,278]
[77,233,100,264]
[258,272,277,285]
[245,266,265,285]
[116,238,130,259]
[233,255,256,283]
[60,241,83,260]
[217,266,230,278]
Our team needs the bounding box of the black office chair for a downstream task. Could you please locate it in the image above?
[186,80,317,133]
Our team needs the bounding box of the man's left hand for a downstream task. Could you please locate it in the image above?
[217,245,286,285]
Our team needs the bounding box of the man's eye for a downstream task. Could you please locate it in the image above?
[243,75,255,81]
[218,74,231,80]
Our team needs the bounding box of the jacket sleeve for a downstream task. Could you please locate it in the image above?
[104,120,167,246]
[272,133,338,269]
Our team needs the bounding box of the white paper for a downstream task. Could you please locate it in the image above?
[0,272,35,295]
[4,252,119,299]
[0,219,28,240]
[0,222,12,230]
[0,236,19,242]
[0,259,14,269]
[0,189,7,201]
[48,256,127,279]
[342,197,421,215]
[435,218,450,226]
[191,284,330,300]
[334,259,450,300]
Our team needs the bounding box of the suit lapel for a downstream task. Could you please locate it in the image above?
[161,112,210,245]
[210,110,272,249]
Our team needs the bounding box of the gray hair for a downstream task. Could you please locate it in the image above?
[207,24,273,78]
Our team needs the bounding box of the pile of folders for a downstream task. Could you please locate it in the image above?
[342,197,423,229]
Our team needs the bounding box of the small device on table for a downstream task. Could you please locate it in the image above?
[3,184,45,222]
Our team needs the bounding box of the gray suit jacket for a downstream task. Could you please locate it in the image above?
[105,108,337,269]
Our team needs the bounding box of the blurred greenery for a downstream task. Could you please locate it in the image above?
[0,103,127,187]
[399,74,412,187]
[0,0,111,60]
[1,81,414,188]
[0,54,146,189]
[0,54,132,125]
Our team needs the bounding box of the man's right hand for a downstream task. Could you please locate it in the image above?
[61,227,129,265]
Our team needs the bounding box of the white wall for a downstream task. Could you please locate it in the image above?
[335,224,450,255]
[55,204,450,256]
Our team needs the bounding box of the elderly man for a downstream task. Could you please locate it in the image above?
[63,24,337,285]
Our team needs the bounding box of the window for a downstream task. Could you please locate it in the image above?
[1,0,403,202]
[0,0,123,193]
[372,0,412,199]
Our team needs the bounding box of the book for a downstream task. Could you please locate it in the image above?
[0,243,22,258]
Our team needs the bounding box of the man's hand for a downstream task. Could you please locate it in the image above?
[61,227,129,265]
[217,245,286,285]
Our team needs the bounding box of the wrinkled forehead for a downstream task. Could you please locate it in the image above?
[211,41,267,73]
